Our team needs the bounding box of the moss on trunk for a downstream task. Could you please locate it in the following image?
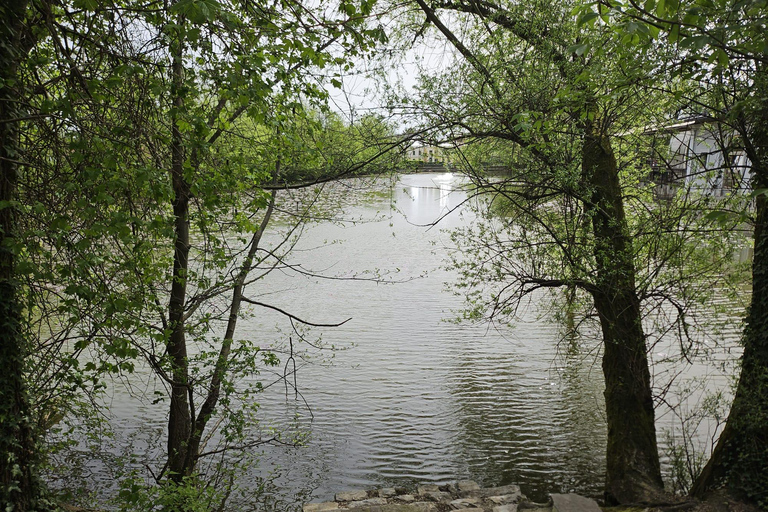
[691,72,768,505]
[582,120,664,504]
[0,1,37,509]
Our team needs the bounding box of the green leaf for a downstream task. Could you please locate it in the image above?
[568,43,590,56]
[703,210,733,225]
[73,0,100,10]
[578,12,600,25]
[668,23,680,42]
[656,0,667,16]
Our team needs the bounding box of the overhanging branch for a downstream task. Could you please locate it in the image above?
[240,298,352,327]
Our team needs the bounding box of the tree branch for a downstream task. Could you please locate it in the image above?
[240,298,352,327]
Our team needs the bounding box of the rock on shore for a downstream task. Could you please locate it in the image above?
[303,481,602,512]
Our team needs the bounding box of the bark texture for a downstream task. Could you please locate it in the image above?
[582,120,665,504]
[0,1,36,509]
[166,27,192,480]
[691,72,768,504]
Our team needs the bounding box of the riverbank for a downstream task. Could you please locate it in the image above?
[303,483,761,512]
[302,480,598,512]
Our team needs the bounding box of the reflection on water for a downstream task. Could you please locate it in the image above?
[67,173,741,509]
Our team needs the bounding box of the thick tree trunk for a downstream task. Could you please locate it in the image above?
[582,121,665,504]
[691,72,768,503]
[0,1,37,509]
[166,28,192,481]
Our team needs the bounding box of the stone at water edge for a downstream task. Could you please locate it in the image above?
[303,481,530,512]
[457,480,481,492]
[450,497,482,509]
[351,504,439,512]
[303,502,339,512]
[370,505,438,512]
[336,490,370,502]
[489,495,517,505]
[417,485,440,495]
[423,491,452,502]
[378,488,398,498]
[463,484,523,500]
[550,493,602,512]
[348,497,390,508]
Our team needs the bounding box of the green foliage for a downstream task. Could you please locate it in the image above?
[400,0,756,501]
[574,0,767,503]
[5,0,398,507]
[577,0,767,68]
[117,473,229,512]
[662,385,730,495]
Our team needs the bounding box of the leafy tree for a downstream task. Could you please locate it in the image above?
[396,0,745,502]
[399,0,662,501]
[0,1,48,509]
[3,0,396,507]
[576,0,768,503]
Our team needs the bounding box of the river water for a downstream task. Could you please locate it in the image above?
[58,173,743,509]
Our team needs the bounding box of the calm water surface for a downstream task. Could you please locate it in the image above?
[78,173,740,509]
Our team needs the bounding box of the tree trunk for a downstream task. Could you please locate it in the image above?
[582,120,665,504]
[182,192,276,474]
[0,1,38,509]
[691,70,768,504]
[166,24,192,480]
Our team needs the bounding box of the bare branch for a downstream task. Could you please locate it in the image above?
[240,298,352,327]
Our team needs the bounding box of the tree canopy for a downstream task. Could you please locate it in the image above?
[2,0,767,509]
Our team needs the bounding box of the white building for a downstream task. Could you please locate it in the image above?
[646,117,752,198]
[406,143,450,164]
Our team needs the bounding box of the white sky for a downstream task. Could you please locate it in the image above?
[323,23,460,123]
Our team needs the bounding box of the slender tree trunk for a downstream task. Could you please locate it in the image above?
[582,120,665,504]
[0,2,37,509]
[166,22,192,480]
[182,191,277,474]
[691,70,768,503]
